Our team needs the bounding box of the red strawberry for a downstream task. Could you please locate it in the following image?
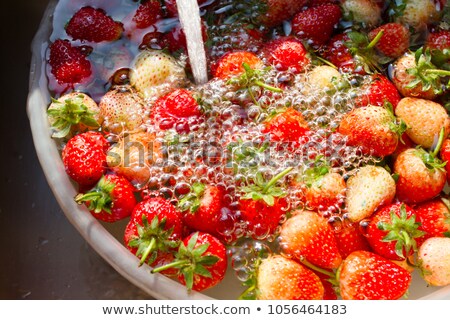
[334,223,371,259]
[339,250,412,300]
[320,34,358,74]
[355,74,401,109]
[366,203,424,261]
[211,51,263,80]
[151,88,202,133]
[48,39,92,85]
[239,168,293,239]
[151,232,227,292]
[261,37,311,73]
[124,197,183,273]
[178,183,233,241]
[279,210,343,269]
[75,174,137,222]
[338,105,404,157]
[163,22,208,54]
[255,255,325,300]
[394,148,447,204]
[426,30,450,51]
[414,198,450,243]
[262,108,309,144]
[132,0,162,29]
[62,131,108,186]
[65,6,124,42]
[291,4,342,47]
[368,23,410,59]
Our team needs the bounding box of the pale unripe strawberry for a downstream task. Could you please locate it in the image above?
[341,0,381,28]
[395,97,450,149]
[257,255,324,300]
[129,50,188,101]
[307,65,342,91]
[391,53,438,100]
[418,237,450,286]
[395,0,442,31]
[99,85,149,134]
[107,131,163,188]
[345,165,396,222]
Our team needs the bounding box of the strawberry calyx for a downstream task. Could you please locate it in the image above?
[227,62,282,105]
[47,94,100,138]
[376,204,426,259]
[151,232,220,291]
[299,257,338,287]
[75,176,115,214]
[407,47,450,96]
[240,167,293,206]
[301,155,331,188]
[385,102,408,140]
[227,138,270,173]
[416,127,447,170]
[128,215,179,266]
[177,182,205,213]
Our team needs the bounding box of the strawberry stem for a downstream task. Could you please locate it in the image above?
[254,80,283,93]
[423,69,450,76]
[262,167,293,193]
[151,260,189,273]
[430,127,446,158]
[139,237,156,267]
[366,30,383,50]
[299,257,336,278]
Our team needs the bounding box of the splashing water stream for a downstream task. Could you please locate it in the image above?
[176,0,209,84]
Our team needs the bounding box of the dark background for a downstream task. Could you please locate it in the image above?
[0,0,149,299]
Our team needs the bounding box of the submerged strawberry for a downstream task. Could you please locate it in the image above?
[261,37,310,73]
[66,6,124,42]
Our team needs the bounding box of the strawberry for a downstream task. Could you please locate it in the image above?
[75,174,137,223]
[254,0,309,28]
[124,197,183,272]
[262,108,309,144]
[151,88,203,133]
[366,203,424,261]
[338,105,404,157]
[306,65,343,92]
[297,157,346,213]
[320,34,356,74]
[279,210,343,269]
[393,0,442,31]
[211,51,263,80]
[345,165,396,222]
[261,37,311,73]
[107,131,163,188]
[394,147,447,204]
[163,22,208,55]
[334,222,371,259]
[99,85,149,134]
[65,6,124,42]
[47,92,102,138]
[129,50,187,100]
[391,49,450,100]
[132,0,162,29]
[254,255,325,300]
[367,23,410,59]
[395,97,450,149]
[354,74,401,109]
[62,131,109,186]
[426,30,450,52]
[414,198,450,243]
[48,39,92,85]
[339,250,412,300]
[418,237,450,286]
[440,138,450,182]
[178,182,231,240]
[291,4,342,47]
[239,168,292,239]
[151,232,227,291]
[341,0,382,28]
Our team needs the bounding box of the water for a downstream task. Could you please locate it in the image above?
[176,0,209,84]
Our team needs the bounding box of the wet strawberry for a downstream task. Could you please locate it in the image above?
[334,223,371,259]
[262,108,309,144]
[211,51,263,80]
[414,198,450,243]
[418,237,450,286]
[261,37,310,73]
[75,174,137,223]
[339,250,412,300]
[341,0,382,28]
[355,74,401,109]
[62,131,109,186]
[48,39,92,85]
[65,6,124,42]
[291,4,342,47]
[132,0,162,29]
[368,23,410,59]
